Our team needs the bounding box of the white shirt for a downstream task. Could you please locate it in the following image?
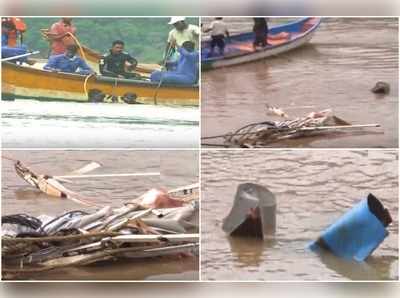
[168,24,200,48]
[209,20,228,36]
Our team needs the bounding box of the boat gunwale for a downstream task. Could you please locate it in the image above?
[2,61,198,90]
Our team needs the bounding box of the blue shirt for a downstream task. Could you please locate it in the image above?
[176,47,199,82]
[2,33,8,46]
[43,54,93,75]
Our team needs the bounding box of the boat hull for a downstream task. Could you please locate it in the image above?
[2,62,199,106]
[202,18,321,69]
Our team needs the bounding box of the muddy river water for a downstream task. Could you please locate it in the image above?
[201,150,398,280]
[201,18,398,148]
[1,100,199,148]
[1,150,199,280]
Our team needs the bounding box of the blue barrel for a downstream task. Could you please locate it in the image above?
[309,193,392,262]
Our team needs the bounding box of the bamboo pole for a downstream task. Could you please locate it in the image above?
[109,233,199,243]
[1,231,122,244]
[54,172,161,179]
[2,244,166,274]
[202,124,381,140]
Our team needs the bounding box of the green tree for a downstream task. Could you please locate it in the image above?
[22,17,198,63]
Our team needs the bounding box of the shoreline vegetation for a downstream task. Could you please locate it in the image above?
[22,18,199,63]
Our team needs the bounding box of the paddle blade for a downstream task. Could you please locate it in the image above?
[54,177,75,184]
[71,161,102,175]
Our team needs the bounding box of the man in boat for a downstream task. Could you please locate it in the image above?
[43,44,94,75]
[150,41,198,86]
[164,17,200,70]
[2,17,26,48]
[99,40,141,79]
[45,18,77,56]
[253,18,269,49]
[202,17,230,56]
[1,17,34,65]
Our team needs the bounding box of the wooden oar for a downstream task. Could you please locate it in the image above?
[1,50,40,62]
[167,183,199,194]
[54,172,160,180]
[68,234,199,254]
[109,233,199,243]
[57,162,103,184]
[71,161,102,175]
[298,124,380,131]
[153,44,173,105]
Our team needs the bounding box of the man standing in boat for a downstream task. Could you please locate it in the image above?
[202,17,230,56]
[45,18,77,56]
[43,44,94,75]
[253,18,269,49]
[99,40,140,79]
[164,17,200,70]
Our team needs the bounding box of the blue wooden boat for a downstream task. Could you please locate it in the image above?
[201,18,322,69]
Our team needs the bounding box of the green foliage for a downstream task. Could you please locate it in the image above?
[22,17,198,63]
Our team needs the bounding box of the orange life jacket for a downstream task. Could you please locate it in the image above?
[4,18,27,47]
[11,18,27,32]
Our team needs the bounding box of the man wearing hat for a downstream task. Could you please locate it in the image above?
[164,17,200,70]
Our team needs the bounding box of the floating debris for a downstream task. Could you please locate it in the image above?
[12,158,160,207]
[202,108,380,148]
[2,157,199,279]
[223,183,276,239]
[266,104,289,118]
[371,81,390,94]
[309,193,392,262]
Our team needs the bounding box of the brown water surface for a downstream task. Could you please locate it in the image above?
[201,150,398,280]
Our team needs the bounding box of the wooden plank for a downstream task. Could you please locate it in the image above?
[109,233,199,243]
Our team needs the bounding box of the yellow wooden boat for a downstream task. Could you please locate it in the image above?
[2,62,199,106]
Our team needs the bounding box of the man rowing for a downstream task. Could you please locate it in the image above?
[164,17,200,70]
[150,41,198,86]
[43,44,94,75]
[99,40,141,79]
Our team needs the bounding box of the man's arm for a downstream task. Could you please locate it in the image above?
[202,22,213,33]
[164,30,176,61]
[125,54,138,70]
[191,25,200,41]
[46,23,69,41]
[178,47,198,58]
[78,58,94,75]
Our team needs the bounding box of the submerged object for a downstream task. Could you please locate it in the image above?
[138,188,185,209]
[309,193,392,262]
[371,81,390,94]
[222,183,276,239]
